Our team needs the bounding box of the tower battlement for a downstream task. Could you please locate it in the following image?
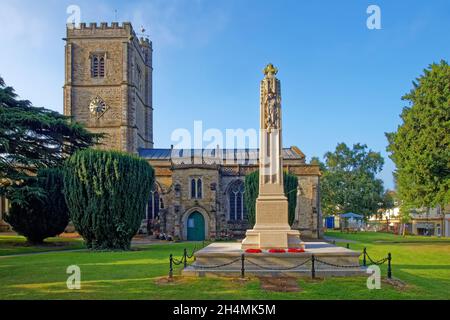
[67,21,133,32]
[66,22,152,63]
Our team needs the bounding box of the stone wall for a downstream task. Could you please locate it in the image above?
[64,22,153,154]
[150,160,322,240]
[162,165,220,240]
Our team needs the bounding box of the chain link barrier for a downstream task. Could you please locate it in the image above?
[169,243,392,279]
[365,252,388,265]
[245,257,312,271]
[193,257,242,269]
[362,247,392,278]
[169,241,211,278]
[314,257,360,268]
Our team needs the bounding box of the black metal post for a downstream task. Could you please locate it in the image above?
[169,254,173,278]
[311,255,316,279]
[183,248,187,268]
[346,243,350,249]
[363,247,367,267]
[241,254,245,278]
[333,240,336,245]
[387,252,392,279]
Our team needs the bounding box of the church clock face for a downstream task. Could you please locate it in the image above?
[89,96,107,116]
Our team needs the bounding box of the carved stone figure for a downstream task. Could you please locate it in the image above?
[265,90,280,131]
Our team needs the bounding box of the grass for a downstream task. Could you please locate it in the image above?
[0,235,85,256]
[325,229,450,243]
[0,232,449,299]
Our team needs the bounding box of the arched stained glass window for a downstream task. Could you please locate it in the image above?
[228,180,246,221]
[147,184,160,220]
[190,178,203,199]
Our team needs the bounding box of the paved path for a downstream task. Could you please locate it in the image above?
[323,236,359,243]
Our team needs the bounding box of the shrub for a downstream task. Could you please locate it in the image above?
[5,168,69,244]
[63,149,154,250]
[244,170,298,227]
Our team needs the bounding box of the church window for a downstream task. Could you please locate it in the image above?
[91,53,105,78]
[190,177,203,199]
[229,180,246,221]
[191,179,196,198]
[147,185,160,220]
[197,178,202,199]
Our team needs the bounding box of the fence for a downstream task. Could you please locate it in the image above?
[169,241,209,278]
[168,244,392,280]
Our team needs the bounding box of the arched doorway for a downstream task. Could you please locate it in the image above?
[187,211,205,241]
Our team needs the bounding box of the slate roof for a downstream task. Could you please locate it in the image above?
[138,147,304,161]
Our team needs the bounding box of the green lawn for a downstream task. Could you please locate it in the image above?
[0,235,85,256]
[325,229,450,243]
[0,232,449,300]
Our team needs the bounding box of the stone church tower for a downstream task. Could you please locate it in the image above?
[63,22,153,153]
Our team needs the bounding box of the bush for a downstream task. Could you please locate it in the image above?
[63,149,154,250]
[5,168,69,244]
[244,170,298,227]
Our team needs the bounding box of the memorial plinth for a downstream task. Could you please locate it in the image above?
[183,242,365,277]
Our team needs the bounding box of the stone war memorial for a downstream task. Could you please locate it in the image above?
[184,64,364,277]
[241,63,303,250]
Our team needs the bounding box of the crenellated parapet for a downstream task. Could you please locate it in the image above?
[66,22,152,58]
[66,21,134,34]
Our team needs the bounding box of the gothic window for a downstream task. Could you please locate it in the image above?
[228,180,246,221]
[191,179,196,198]
[91,53,105,78]
[190,177,203,199]
[147,184,160,220]
[197,178,202,199]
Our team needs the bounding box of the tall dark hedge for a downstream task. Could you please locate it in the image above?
[63,149,154,250]
[284,172,299,226]
[5,168,69,244]
[244,170,298,227]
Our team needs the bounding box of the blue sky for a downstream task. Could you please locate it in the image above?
[1,0,450,190]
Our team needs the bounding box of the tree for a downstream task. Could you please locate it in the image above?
[310,156,326,172]
[398,204,413,236]
[386,60,450,210]
[377,190,397,231]
[63,149,154,250]
[244,170,298,227]
[316,143,385,218]
[5,168,69,244]
[0,76,99,204]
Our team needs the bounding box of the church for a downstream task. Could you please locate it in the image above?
[62,22,323,241]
